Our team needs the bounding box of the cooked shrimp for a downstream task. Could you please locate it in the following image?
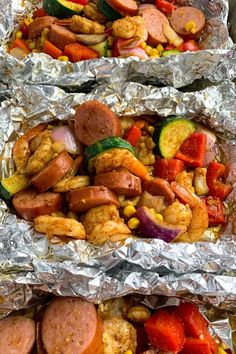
[69,15,105,34]
[82,205,131,245]
[103,317,137,354]
[27,136,54,175]
[94,148,151,181]
[13,137,31,173]
[171,182,209,242]
[24,123,47,141]
[175,170,195,193]
[128,16,148,41]
[53,175,90,192]
[163,200,192,227]
[34,215,86,239]
[83,3,106,24]
[29,130,51,152]
[112,18,136,39]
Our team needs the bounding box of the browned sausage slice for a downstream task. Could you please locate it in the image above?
[31,151,73,192]
[0,316,35,354]
[41,297,104,354]
[106,0,138,16]
[49,24,77,50]
[74,100,121,146]
[139,5,169,45]
[68,186,120,213]
[170,6,206,39]
[94,171,141,197]
[143,177,175,204]
[28,16,56,39]
[13,188,63,221]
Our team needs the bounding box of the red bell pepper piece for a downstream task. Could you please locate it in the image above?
[19,23,29,38]
[202,330,219,354]
[124,125,142,147]
[144,309,186,352]
[155,0,177,14]
[203,197,226,226]
[175,133,206,167]
[67,0,88,4]
[206,162,233,199]
[154,158,185,182]
[175,302,208,337]
[112,39,120,57]
[180,337,211,354]
[178,40,199,52]
[165,44,176,50]
[33,8,47,18]
[64,43,99,62]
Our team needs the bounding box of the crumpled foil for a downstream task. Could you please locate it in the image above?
[0,0,235,89]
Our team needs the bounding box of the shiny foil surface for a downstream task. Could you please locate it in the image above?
[0,0,235,89]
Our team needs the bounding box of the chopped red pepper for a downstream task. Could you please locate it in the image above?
[154,158,185,182]
[124,125,142,147]
[165,44,176,51]
[64,43,99,62]
[180,337,211,354]
[175,302,208,337]
[202,330,219,354]
[203,197,226,226]
[43,40,62,59]
[144,309,185,352]
[155,0,177,14]
[112,39,120,57]
[33,8,47,18]
[206,162,232,199]
[10,38,31,54]
[178,40,199,52]
[19,23,28,38]
[175,133,206,167]
[67,0,88,4]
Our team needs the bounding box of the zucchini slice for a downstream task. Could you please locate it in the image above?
[154,116,196,159]
[90,40,108,57]
[1,174,29,199]
[84,137,135,171]
[43,0,84,18]
[97,0,122,21]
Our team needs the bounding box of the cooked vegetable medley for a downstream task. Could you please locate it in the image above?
[0,295,229,354]
[8,0,206,61]
[1,100,232,245]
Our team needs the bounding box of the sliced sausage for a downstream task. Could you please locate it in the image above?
[68,186,120,213]
[170,6,206,39]
[31,151,73,192]
[143,177,175,204]
[139,5,169,45]
[28,16,56,39]
[49,24,77,50]
[74,100,121,146]
[0,316,35,354]
[41,297,104,354]
[106,0,138,16]
[13,188,63,221]
[94,171,141,197]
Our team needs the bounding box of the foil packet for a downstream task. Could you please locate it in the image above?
[0,81,235,281]
[0,0,235,89]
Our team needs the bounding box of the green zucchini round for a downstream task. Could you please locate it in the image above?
[153,116,196,159]
[43,0,84,18]
[97,0,122,21]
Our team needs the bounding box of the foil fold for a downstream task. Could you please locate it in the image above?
[0,0,235,89]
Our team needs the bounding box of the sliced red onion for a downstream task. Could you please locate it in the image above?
[117,38,144,50]
[196,124,217,151]
[136,206,185,242]
[203,150,216,167]
[119,47,149,59]
[51,126,82,154]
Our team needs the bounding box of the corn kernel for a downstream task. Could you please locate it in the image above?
[124,351,133,354]
[146,137,155,149]
[15,31,23,39]
[185,20,197,34]
[147,125,155,135]
[24,17,33,26]
[128,217,140,230]
[218,347,228,354]
[156,44,164,54]
[145,45,152,55]
[28,41,36,50]
[58,56,69,62]
[155,214,163,222]
[221,343,228,350]
[149,208,156,216]
[141,41,147,49]
[123,205,136,218]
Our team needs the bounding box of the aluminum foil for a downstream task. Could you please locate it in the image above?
[0,0,235,89]
[0,81,235,288]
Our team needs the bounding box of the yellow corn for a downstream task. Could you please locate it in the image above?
[156,44,164,54]
[15,30,23,39]
[185,20,197,34]
[218,347,228,354]
[146,137,155,149]
[149,208,156,216]
[123,205,136,218]
[124,351,133,354]
[58,56,69,62]
[28,41,36,50]
[107,36,114,47]
[147,125,155,135]
[155,214,163,222]
[128,217,140,230]
[150,48,159,56]
[145,45,152,56]
[24,17,33,26]
[141,41,147,49]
